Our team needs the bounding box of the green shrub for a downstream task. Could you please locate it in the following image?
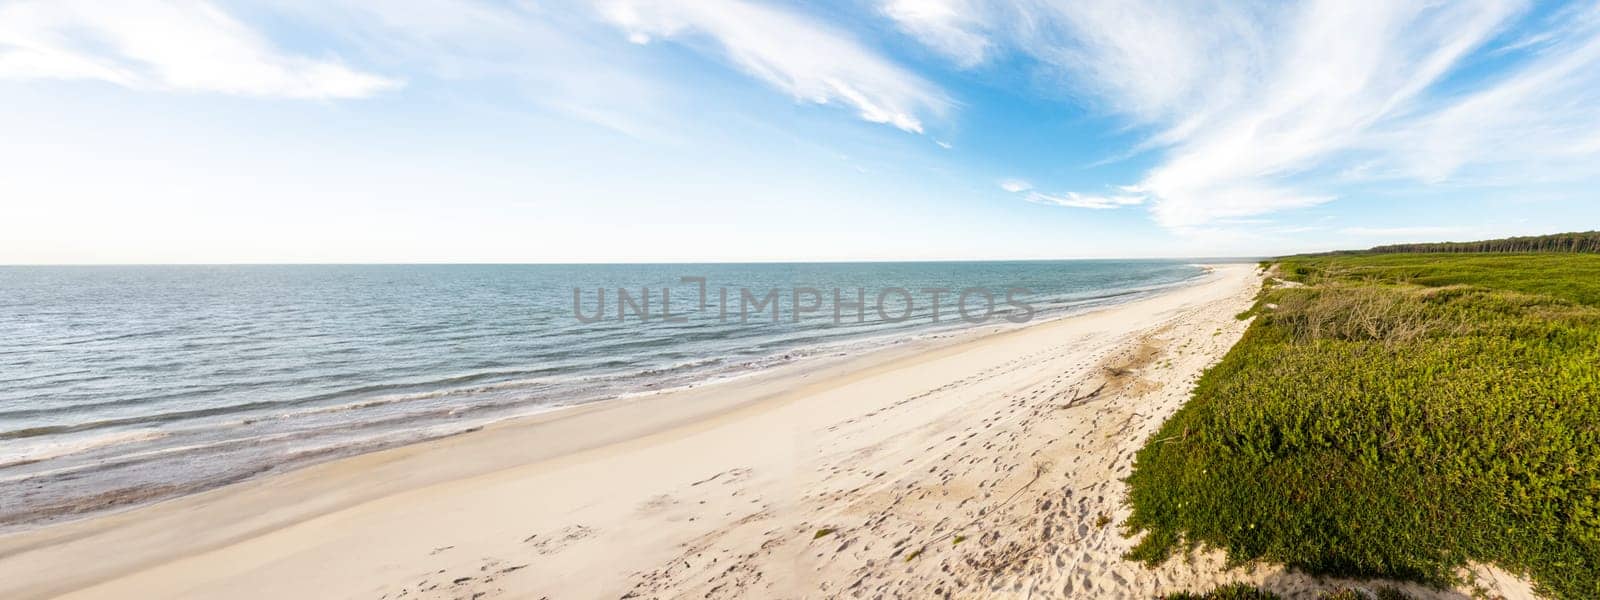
[1161,584,1414,600]
[1126,253,1600,599]
[1162,583,1282,600]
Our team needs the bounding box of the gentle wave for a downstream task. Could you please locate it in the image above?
[0,261,1212,530]
[0,429,170,469]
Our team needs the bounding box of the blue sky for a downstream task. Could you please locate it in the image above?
[3,0,1599,263]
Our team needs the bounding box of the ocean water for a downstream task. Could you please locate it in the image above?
[0,261,1206,528]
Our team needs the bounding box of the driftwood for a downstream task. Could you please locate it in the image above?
[1057,382,1107,409]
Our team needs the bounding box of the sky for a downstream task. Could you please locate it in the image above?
[2,0,1599,264]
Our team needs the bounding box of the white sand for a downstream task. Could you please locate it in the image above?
[0,264,1538,599]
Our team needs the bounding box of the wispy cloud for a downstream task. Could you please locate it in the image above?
[1374,3,1600,185]
[881,0,992,68]
[598,0,947,133]
[999,179,1144,210]
[890,1,1600,229]
[49,0,946,137]
[997,178,1031,192]
[0,0,399,98]
[272,0,673,137]
[1024,191,1145,210]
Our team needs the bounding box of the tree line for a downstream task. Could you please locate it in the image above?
[1369,231,1600,254]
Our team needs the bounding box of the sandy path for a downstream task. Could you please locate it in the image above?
[0,264,1536,599]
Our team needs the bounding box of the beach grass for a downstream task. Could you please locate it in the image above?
[1124,251,1600,599]
[1162,583,1414,600]
[1160,583,1284,599]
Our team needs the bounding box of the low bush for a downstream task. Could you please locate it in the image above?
[1126,253,1600,599]
[1162,583,1283,599]
[1162,584,1413,600]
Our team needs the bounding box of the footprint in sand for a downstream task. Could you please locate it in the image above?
[523,524,596,555]
[637,494,678,515]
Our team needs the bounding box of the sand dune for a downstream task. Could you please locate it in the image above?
[0,264,1536,599]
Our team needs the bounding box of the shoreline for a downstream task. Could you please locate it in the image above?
[0,265,1214,534]
[0,263,1320,599]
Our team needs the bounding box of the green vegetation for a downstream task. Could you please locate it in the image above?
[1161,583,1413,600]
[1279,253,1600,306]
[1161,583,1282,600]
[1125,251,1600,599]
[1370,231,1600,254]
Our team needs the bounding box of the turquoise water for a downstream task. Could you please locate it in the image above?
[0,260,1207,527]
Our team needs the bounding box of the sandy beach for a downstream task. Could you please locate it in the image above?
[0,264,1535,599]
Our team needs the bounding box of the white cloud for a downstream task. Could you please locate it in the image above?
[0,0,399,98]
[269,0,680,138]
[997,178,1031,192]
[894,1,1600,230]
[1000,179,1144,211]
[881,0,992,68]
[1024,191,1144,210]
[1375,4,1600,185]
[597,0,947,133]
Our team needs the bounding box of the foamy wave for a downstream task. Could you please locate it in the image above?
[0,429,169,468]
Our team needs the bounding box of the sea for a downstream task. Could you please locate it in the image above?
[0,260,1211,529]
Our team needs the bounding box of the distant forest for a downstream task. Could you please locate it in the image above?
[1370,231,1600,254]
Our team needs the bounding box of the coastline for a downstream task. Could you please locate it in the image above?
[0,262,1443,599]
[0,262,1213,533]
